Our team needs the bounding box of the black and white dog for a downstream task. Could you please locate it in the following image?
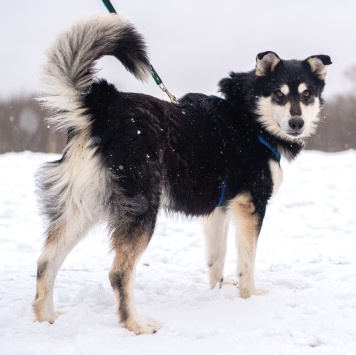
[33,15,331,334]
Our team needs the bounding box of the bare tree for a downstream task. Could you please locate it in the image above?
[0,95,65,153]
[0,87,355,154]
[306,67,356,152]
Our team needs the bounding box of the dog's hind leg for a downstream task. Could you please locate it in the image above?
[231,193,267,298]
[33,218,91,323]
[204,207,232,288]
[108,204,161,334]
[33,137,109,323]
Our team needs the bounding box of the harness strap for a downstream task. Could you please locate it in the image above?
[257,135,281,162]
[216,178,227,207]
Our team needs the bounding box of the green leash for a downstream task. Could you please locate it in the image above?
[101,0,179,104]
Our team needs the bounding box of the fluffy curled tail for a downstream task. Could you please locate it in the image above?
[40,14,151,132]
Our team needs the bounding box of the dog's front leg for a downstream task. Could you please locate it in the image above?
[231,193,267,298]
[204,207,231,288]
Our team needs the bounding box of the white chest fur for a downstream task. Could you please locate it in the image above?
[269,159,283,196]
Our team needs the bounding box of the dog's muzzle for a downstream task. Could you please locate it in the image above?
[288,117,305,136]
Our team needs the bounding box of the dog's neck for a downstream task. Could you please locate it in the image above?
[257,135,281,162]
[269,134,304,162]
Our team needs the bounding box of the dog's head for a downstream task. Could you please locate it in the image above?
[254,51,332,142]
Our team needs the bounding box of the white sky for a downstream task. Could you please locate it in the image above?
[1,0,355,100]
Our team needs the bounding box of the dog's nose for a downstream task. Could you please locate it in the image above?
[288,118,304,134]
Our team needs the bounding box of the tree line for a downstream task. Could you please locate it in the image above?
[0,95,65,154]
[0,92,355,154]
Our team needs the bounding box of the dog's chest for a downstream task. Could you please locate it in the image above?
[268,160,283,196]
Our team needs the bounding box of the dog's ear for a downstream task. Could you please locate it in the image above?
[305,55,332,80]
[219,72,247,99]
[255,51,281,77]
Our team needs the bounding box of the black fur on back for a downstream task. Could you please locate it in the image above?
[85,83,275,218]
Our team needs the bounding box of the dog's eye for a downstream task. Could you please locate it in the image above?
[303,90,311,97]
[275,90,284,98]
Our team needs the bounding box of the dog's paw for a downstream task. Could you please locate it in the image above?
[33,310,62,324]
[239,287,268,299]
[219,277,238,288]
[124,319,161,335]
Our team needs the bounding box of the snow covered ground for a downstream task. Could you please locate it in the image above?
[0,150,356,354]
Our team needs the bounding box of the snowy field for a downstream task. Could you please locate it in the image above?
[0,150,356,355]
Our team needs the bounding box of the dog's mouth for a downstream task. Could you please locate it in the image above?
[288,131,303,137]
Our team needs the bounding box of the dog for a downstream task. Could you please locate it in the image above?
[33,14,331,334]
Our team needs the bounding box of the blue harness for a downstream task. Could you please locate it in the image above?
[257,135,280,162]
[216,135,280,207]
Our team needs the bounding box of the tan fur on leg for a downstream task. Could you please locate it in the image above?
[33,276,58,323]
[109,233,160,335]
[230,193,267,298]
[33,224,88,323]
